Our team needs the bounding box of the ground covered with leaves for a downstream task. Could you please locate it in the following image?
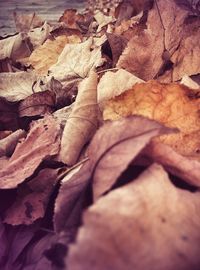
[0,0,200,269]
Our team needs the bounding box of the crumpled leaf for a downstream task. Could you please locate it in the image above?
[53,104,74,127]
[18,90,56,117]
[13,12,44,33]
[142,141,200,187]
[59,71,98,165]
[97,69,144,104]
[88,115,173,200]
[59,9,86,30]
[0,129,26,157]
[29,35,81,76]
[103,80,200,158]
[0,71,41,102]
[0,33,31,61]
[48,38,104,81]
[94,11,115,32]
[4,168,59,225]
[67,163,200,270]
[0,115,60,189]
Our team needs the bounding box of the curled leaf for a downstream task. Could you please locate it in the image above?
[59,71,98,165]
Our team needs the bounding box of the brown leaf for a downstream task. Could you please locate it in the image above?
[89,115,173,200]
[54,161,91,233]
[18,90,56,117]
[143,141,200,187]
[29,35,81,76]
[0,115,60,189]
[103,80,200,159]
[59,9,86,30]
[0,129,26,157]
[58,71,98,165]
[4,168,59,225]
[13,12,44,33]
[67,164,200,270]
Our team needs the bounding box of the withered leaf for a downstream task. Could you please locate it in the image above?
[48,38,104,81]
[18,90,56,118]
[0,129,26,157]
[59,71,98,165]
[67,164,200,270]
[103,80,200,159]
[89,115,173,200]
[13,12,44,33]
[59,9,86,30]
[0,71,41,102]
[4,168,59,225]
[0,115,60,189]
[143,141,200,188]
[0,97,19,131]
[29,34,81,76]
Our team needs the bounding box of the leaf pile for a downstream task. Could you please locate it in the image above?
[0,0,200,269]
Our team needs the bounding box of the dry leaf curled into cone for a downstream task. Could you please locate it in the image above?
[103,80,200,159]
[58,71,98,165]
[67,164,200,270]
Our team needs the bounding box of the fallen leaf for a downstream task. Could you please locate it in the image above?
[97,69,144,104]
[171,28,200,81]
[48,38,104,81]
[181,75,200,90]
[103,80,200,158]
[59,9,85,30]
[18,90,56,117]
[54,161,90,233]
[0,33,31,61]
[94,11,115,32]
[29,35,81,76]
[67,164,200,270]
[0,129,26,157]
[0,131,12,140]
[0,71,41,102]
[13,12,44,33]
[59,71,98,165]
[0,115,60,189]
[4,168,59,225]
[88,115,173,200]
[143,141,200,187]
[53,104,74,127]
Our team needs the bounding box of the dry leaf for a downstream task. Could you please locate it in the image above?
[181,75,200,90]
[0,71,41,102]
[0,129,26,157]
[27,21,52,49]
[0,97,19,131]
[67,164,200,270]
[171,28,200,81]
[59,71,98,165]
[48,38,104,81]
[18,90,56,117]
[103,80,200,158]
[0,116,60,189]
[94,11,115,32]
[88,115,173,200]
[59,9,86,30]
[54,161,90,233]
[0,33,31,61]
[143,141,200,187]
[97,69,144,104]
[4,168,59,225]
[13,12,44,33]
[29,35,81,76]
